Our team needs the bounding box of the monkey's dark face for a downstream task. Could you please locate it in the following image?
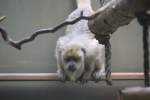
[64,56,80,72]
[62,45,85,81]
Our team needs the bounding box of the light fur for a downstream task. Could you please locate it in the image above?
[55,1,105,83]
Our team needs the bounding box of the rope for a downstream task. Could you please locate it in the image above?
[136,12,150,87]
[96,34,112,85]
[97,0,113,86]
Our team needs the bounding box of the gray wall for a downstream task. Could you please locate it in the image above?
[0,0,144,87]
[0,0,76,73]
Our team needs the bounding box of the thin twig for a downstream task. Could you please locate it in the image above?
[0,12,96,50]
[0,16,6,22]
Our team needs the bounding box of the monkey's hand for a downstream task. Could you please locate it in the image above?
[92,70,104,82]
[57,69,66,82]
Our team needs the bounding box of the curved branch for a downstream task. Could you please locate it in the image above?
[0,12,95,50]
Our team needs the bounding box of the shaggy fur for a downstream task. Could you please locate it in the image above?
[55,3,105,83]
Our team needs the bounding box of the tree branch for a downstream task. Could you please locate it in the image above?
[0,12,94,50]
[0,0,150,49]
[0,16,6,22]
[88,0,150,35]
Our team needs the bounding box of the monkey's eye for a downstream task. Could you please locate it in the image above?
[65,57,80,62]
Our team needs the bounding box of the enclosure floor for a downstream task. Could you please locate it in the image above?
[0,81,119,100]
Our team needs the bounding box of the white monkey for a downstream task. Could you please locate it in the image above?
[55,0,105,83]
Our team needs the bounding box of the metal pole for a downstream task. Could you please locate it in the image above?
[0,72,147,81]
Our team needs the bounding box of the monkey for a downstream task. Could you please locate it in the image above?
[55,34,105,83]
[55,0,105,83]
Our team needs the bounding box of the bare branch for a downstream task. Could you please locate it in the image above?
[0,12,95,50]
[0,16,6,22]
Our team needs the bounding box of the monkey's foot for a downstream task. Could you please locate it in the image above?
[59,75,66,83]
[105,77,112,85]
[92,71,104,82]
[79,79,88,84]
[79,75,90,84]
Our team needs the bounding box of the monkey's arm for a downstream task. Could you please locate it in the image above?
[92,44,106,82]
[55,42,67,82]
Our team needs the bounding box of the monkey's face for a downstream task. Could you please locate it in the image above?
[61,46,85,81]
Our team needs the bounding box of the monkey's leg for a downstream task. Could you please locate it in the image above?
[80,64,95,84]
[92,55,105,82]
[80,71,92,84]
[56,54,66,82]
[57,68,66,82]
[55,47,67,82]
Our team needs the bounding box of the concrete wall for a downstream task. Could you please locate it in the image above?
[0,0,76,73]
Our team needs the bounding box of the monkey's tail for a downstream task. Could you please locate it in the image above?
[76,0,92,9]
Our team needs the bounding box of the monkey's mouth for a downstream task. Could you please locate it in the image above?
[68,65,76,72]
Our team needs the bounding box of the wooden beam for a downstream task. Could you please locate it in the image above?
[119,87,150,100]
[0,72,148,81]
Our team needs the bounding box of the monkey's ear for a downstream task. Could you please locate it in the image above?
[81,48,86,54]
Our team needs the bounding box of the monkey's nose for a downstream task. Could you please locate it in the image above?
[68,65,76,72]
